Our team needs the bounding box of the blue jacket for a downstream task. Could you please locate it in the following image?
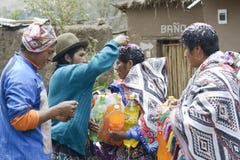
[0,53,51,160]
[48,40,119,155]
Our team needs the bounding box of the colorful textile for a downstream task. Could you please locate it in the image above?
[123,57,168,151]
[170,51,240,160]
[48,40,120,156]
[115,142,155,160]
[94,141,155,160]
[157,113,178,160]
[51,140,90,160]
[224,51,240,79]
[95,57,167,159]
[108,80,128,106]
[22,18,56,53]
[0,53,51,159]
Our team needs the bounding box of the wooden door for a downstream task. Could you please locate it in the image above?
[162,43,194,99]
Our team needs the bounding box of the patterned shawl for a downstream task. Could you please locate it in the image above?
[123,57,168,145]
[170,51,240,160]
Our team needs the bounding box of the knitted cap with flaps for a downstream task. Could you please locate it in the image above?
[22,17,57,53]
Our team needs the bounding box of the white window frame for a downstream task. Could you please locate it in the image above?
[218,9,227,24]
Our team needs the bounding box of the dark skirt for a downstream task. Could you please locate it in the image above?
[51,139,98,160]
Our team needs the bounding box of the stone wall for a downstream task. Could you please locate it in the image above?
[0,24,114,91]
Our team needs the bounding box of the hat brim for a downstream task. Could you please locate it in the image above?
[52,41,88,62]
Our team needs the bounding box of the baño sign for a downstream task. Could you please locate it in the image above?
[160,23,187,34]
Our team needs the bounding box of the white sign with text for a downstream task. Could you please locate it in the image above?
[161,23,187,34]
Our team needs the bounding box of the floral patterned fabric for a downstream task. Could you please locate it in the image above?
[94,142,155,160]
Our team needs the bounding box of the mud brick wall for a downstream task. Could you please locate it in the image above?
[0,24,114,91]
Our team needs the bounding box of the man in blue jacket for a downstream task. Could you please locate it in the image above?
[0,18,78,160]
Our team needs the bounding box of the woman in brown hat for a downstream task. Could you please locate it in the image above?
[48,32,129,159]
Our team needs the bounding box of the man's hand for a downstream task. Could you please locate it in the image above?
[52,100,78,122]
[38,100,78,124]
[55,100,78,117]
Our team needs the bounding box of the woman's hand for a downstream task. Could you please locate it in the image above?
[88,117,99,133]
[108,130,127,141]
[113,34,129,46]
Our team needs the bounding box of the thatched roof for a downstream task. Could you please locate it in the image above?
[114,0,193,11]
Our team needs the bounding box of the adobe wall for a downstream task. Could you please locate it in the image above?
[126,4,203,57]
[126,0,240,57]
[203,0,240,52]
[0,24,114,91]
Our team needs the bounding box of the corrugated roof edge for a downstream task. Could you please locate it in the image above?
[0,18,33,28]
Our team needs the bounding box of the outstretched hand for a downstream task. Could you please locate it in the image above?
[113,34,129,46]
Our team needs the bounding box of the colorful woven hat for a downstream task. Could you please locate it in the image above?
[22,17,57,53]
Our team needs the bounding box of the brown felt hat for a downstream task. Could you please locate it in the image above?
[52,32,88,62]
